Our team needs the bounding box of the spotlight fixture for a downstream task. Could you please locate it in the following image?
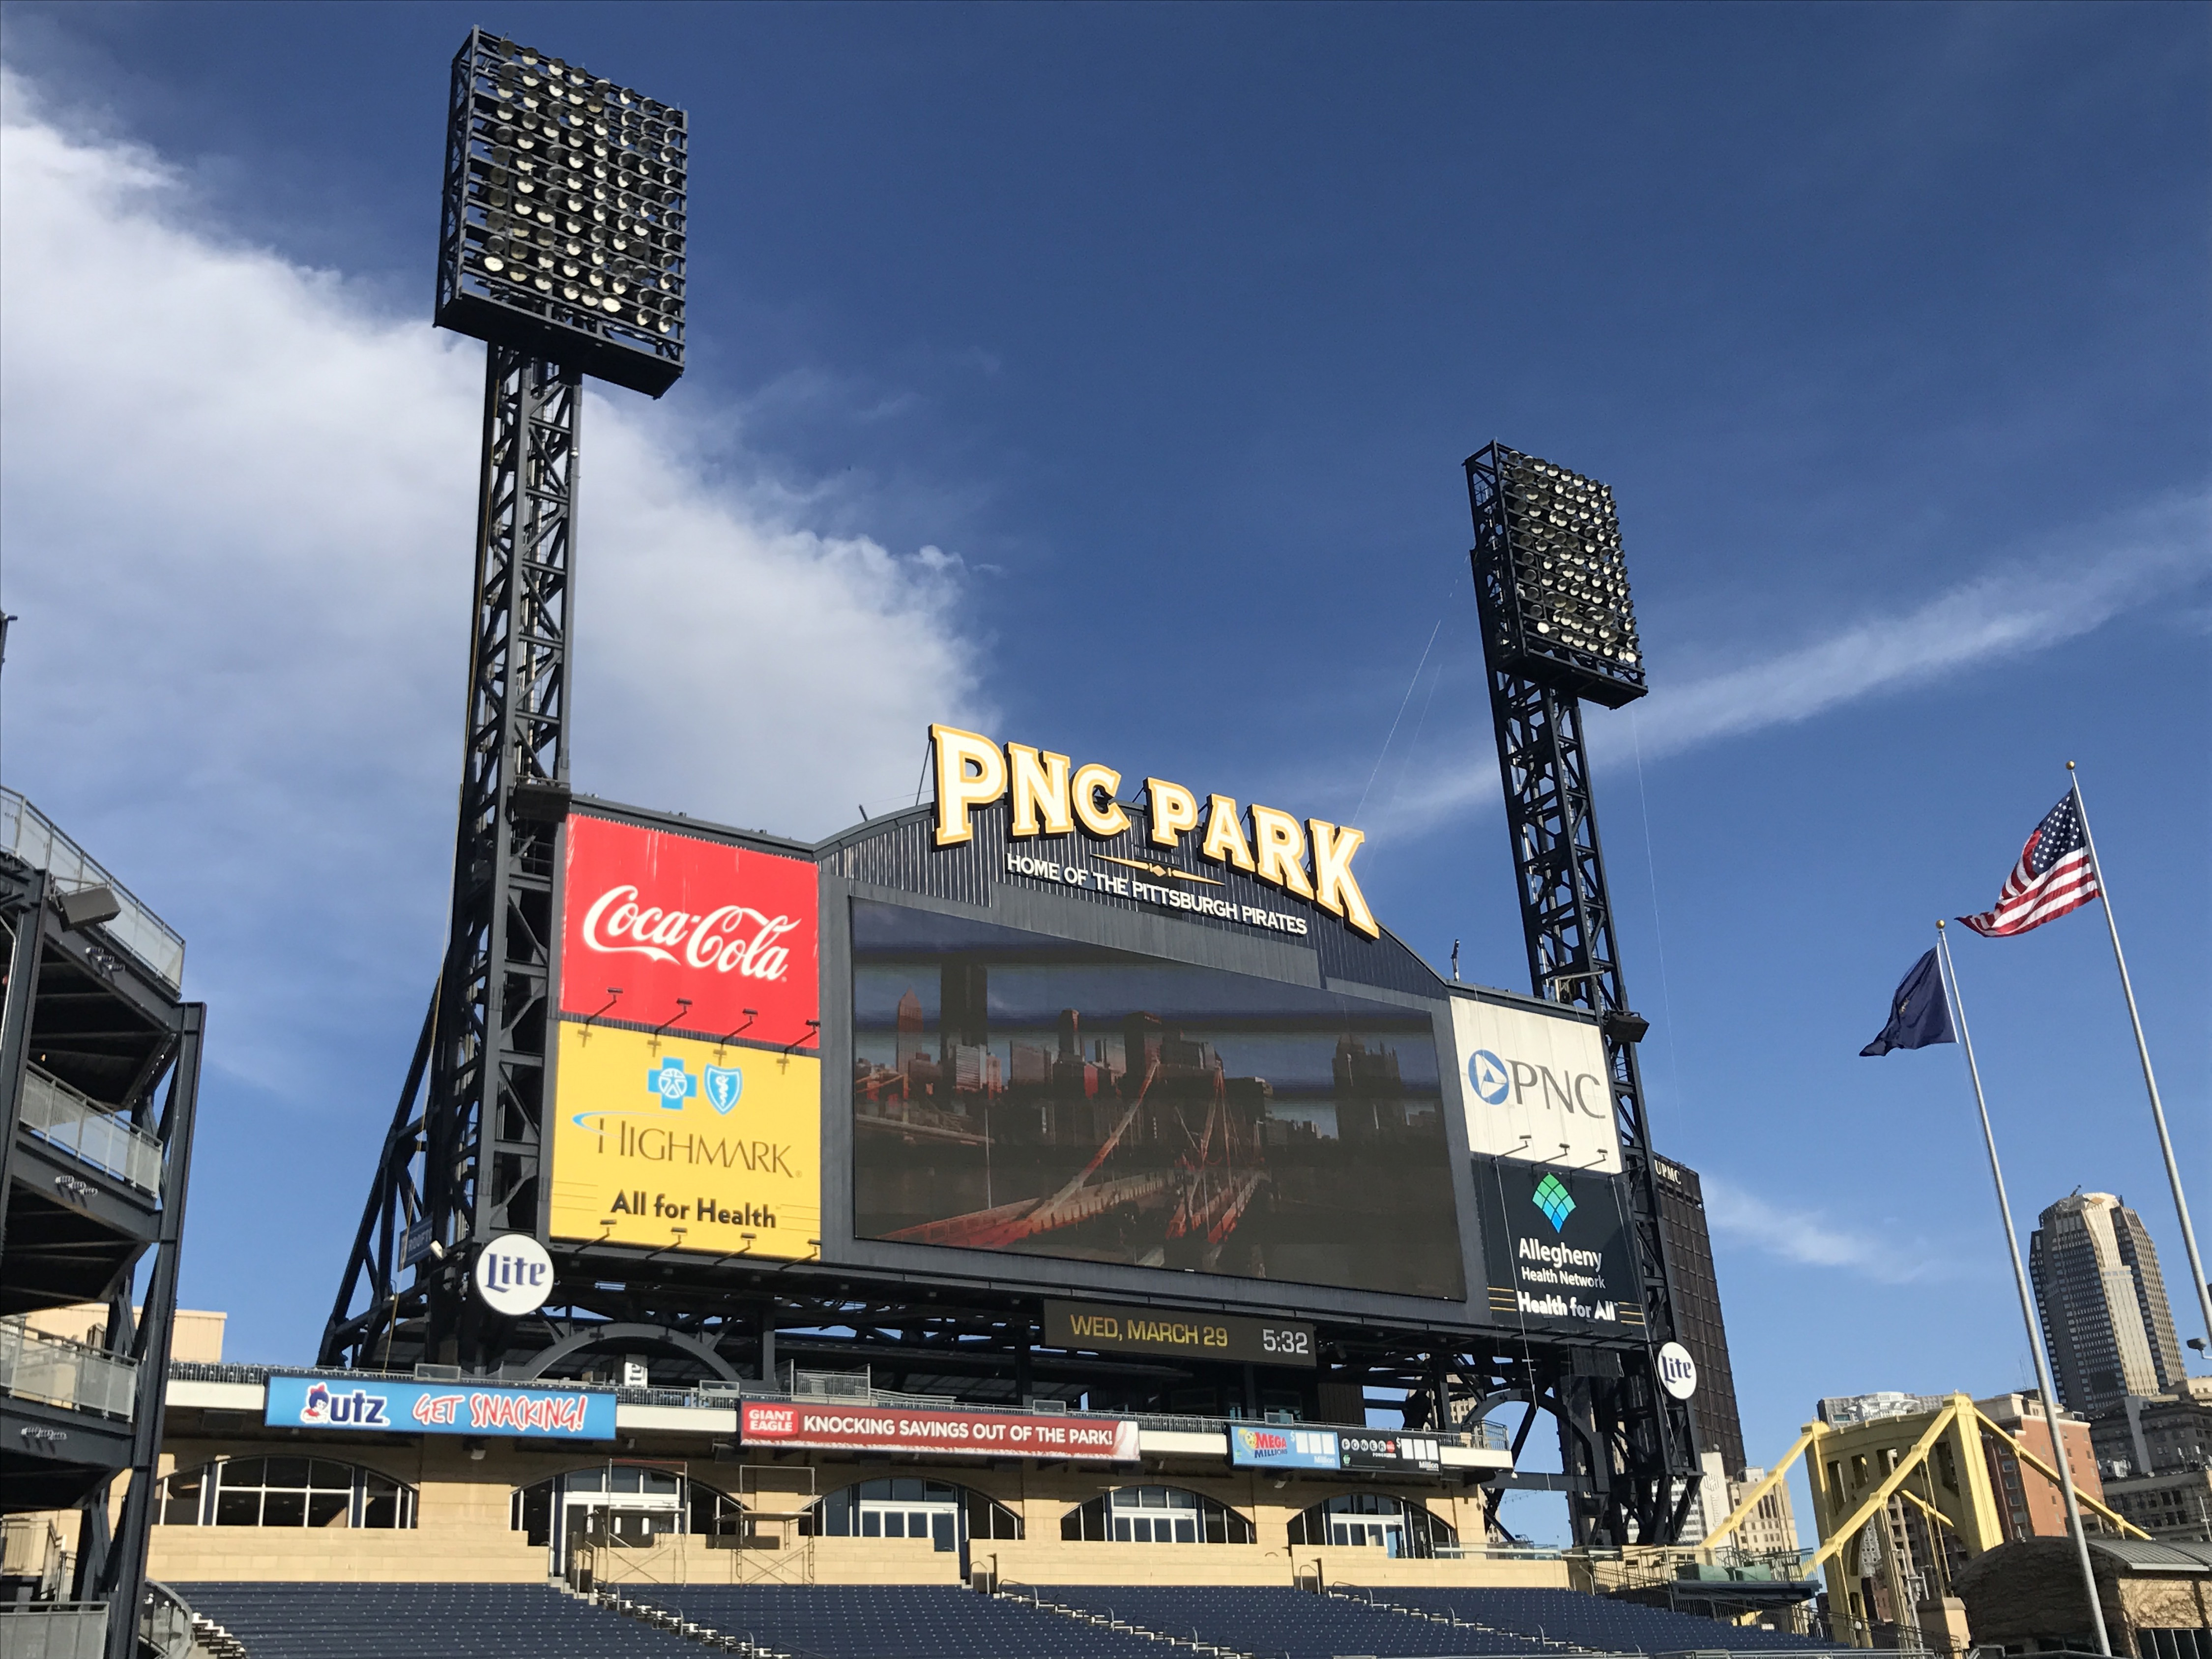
[433,29,688,396]
[1464,443,1646,708]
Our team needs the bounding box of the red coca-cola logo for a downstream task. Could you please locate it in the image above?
[560,815,818,1047]
[578,885,801,982]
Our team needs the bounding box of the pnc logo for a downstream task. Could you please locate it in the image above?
[1469,1050,1510,1105]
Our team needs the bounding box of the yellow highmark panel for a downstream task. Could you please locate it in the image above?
[550,1022,820,1258]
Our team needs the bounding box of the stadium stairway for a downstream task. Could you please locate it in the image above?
[1026,1584,1557,1659]
[619,1583,1173,1659]
[172,1582,713,1659]
[1358,1587,1849,1656]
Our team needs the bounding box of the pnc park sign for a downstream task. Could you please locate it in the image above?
[930,724,1381,938]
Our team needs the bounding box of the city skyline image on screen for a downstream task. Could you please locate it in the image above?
[850,900,1465,1298]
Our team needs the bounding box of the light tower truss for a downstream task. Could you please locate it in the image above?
[1464,442,1701,1545]
[323,349,575,1368]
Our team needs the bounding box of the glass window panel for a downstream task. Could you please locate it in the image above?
[924,1482,954,1501]
[262,1458,312,1490]
[309,1460,353,1490]
[883,1513,905,1539]
[860,1511,880,1538]
[1113,1516,1132,1542]
[610,1467,642,1492]
[1168,1490,1196,1509]
[859,1479,889,1500]
[159,1470,204,1527]
[891,1478,923,1502]
[218,1459,266,1488]
[931,1513,955,1552]
[643,1470,679,1494]
[261,1492,306,1528]
[1175,1519,1196,1543]
[308,1492,349,1528]
[213,1491,261,1527]
[1140,1487,1165,1509]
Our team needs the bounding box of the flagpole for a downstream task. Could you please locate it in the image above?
[1935,921,2110,1657]
[2067,762,2212,1350]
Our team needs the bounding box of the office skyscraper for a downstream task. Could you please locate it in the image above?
[1651,1155,1746,1474]
[2030,1192,2186,1417]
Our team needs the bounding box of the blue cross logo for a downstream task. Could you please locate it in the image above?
[648,1057,697,1110]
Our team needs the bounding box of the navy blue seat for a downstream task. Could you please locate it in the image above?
[173,1582,701,1659]
[638,1584,1166,1659]
[1375,1586,1850,1655]
[1038,1583,1555,1659]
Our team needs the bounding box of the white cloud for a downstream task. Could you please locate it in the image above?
[1701,1172,1963,1284]
[1374,495,2210,838]
[0,69,987,1092]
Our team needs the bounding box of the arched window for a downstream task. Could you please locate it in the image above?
[1286,1493,1456,1557]
[155,1458,414,1529]
[1062,1486,1254,1545]
[803,1477,1021,1547]
[510,1463,687,1549]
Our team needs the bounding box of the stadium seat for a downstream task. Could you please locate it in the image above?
[172,1583,704,1659]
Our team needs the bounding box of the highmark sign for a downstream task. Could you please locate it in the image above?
[929,725,1380,939]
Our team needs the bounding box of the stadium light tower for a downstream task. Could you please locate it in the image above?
[1464,443,1698,1545]
[322,32,688,1370]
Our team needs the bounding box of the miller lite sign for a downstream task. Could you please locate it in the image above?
[473,1232,554,1317]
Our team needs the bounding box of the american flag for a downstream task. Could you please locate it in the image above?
[1958,791,2101,937]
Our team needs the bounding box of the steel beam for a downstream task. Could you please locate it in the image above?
[1465,445,1700,1545]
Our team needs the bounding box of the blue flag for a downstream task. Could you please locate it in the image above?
[1861,949,1955,1056]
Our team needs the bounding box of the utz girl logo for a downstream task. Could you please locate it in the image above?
[299,1382,390,1427]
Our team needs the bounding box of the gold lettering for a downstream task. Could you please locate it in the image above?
[1071,763,1130,836]
[1307,818,1379,938]
[1008,744,1074,838]
[1199,794,1256,871]
[1146,779,1199,849]
[931,725,1006,847]
[1250,805,1314,898]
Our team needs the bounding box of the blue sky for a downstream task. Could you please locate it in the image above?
[1,3,2205,1543]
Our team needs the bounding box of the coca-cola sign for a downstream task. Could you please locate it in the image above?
[560,815,818,1049]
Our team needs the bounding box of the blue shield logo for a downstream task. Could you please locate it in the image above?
[704,1066,743,1115]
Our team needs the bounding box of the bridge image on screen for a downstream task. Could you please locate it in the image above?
[850,900,1464,1299]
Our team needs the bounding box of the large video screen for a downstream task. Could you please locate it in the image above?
[850,900,1464,1299]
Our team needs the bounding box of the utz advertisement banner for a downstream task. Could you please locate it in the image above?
[1474,1155,1642,1334]
[550,1024,820,1257]
[559,814,818,1052]
[739,1401,1138,1462]
[1449,995,1621,1175]
[551,815,821,1258]
[264,1374,615,1441]
[1228,1425,1341,1470]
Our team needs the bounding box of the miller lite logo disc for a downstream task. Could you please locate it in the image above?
[474,1233,554,1317]
[1657,1339,1698,1401]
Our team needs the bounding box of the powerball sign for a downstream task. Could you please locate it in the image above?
[741,1401,1138,1462]
[263,1375,616,1441]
